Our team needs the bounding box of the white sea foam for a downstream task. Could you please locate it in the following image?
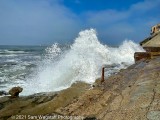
[19,29,144,95]
[0,54,18,57]
[4,50,27,54]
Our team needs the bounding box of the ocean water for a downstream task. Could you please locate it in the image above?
[0,29,144,95]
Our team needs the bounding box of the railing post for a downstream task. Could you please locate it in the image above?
[101,67,105,83]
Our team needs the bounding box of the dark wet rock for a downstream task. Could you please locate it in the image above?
[8,86,23,98]
[84,117,97,120]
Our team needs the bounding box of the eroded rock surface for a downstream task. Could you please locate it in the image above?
[0,82,90,119]
[0,57,160,120]
[56,57,160,120]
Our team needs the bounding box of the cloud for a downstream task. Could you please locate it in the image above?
[86,10,129,26]
[85,0,160,44]
[0,0,159,45]
[87,0,160,25]
[130,0,160,13]
[0,0,82,45]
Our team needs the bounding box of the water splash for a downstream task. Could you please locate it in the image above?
[22,29,144,95]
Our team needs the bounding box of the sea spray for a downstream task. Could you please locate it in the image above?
[0,29,144,95]
[107,40,145,65]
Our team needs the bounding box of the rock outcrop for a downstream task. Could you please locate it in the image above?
[8,87,23,98]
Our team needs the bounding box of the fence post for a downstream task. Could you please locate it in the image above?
[101,67,105,83]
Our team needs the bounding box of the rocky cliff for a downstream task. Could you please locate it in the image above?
[0,57,160,120]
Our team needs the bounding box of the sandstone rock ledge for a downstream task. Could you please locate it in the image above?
[56,57,160,120]
[0,57,160,120]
